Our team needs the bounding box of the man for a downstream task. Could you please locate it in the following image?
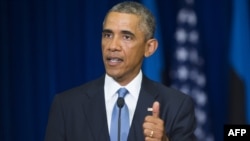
[44,1,196,141]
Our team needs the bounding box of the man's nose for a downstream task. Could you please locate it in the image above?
[108,37,121,51]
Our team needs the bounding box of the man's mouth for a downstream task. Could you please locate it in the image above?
[107,57,123,65]
[108,57,122,62]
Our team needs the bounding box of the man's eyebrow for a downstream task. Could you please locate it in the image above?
[102,29,113,33]
[102,29,135,37]
[121,30,135,37]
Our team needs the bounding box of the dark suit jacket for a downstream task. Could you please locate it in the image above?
[44,75,196,141]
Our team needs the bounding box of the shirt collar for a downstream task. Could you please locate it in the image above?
[104,70,142,98]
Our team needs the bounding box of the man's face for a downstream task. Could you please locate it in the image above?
[102,12,147,85]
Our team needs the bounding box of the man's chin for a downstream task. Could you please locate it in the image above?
[106,71,120,79]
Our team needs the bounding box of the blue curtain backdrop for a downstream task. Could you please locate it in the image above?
[229,0,250,123]
[0,0,242,141]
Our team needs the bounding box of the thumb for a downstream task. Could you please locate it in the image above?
[152,101,160,117]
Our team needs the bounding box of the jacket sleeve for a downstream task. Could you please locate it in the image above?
[168,96,197,141]
[44,95,65,141]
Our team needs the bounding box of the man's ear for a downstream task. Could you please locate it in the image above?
[144,38,158,57]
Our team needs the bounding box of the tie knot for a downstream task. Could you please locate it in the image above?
[117,88,128,98]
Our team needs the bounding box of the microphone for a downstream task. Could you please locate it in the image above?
[116,97,125,141]
[117,97,125,108]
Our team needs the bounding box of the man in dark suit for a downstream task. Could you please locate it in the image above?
[44,1,196,141]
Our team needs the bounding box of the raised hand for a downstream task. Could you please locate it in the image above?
[143,101,169,141]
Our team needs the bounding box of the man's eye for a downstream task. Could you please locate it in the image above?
[103,33,112,38]
[123,35,132,40]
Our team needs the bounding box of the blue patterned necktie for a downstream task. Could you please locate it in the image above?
[110,88,130,141]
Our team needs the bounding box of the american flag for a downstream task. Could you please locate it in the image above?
[170,0,214,140]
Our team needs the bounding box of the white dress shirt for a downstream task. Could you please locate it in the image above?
[104,70,142,133]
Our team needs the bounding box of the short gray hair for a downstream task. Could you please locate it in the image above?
[104,1,156,40]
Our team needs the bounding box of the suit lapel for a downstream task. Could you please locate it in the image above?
[128,76,159,141]
[81,75,158,141]
[82,77,110,141]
